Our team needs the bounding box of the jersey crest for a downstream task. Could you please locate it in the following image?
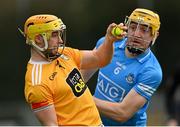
[49,72,57,81]
[125,73,135,84]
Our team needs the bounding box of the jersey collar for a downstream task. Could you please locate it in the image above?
[29,58,52,64]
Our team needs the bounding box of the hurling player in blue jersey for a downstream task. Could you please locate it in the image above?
[81,8,162,126]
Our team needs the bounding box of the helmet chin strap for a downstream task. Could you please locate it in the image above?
[40,45,65,61]
[43,48,61,61]
[32,46,62,62]
[126,45,145,55]
[30,33,65,61]
[126,35,151,55]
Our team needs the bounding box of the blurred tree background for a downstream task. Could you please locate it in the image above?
[0,0,180,125]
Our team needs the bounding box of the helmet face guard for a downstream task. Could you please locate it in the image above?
[124,8,160,55]
[23,14,66,61]
[42,30,66,61]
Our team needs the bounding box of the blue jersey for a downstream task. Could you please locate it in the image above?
[94,37,162,126]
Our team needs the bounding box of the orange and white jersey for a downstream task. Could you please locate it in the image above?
[24,47,101,126]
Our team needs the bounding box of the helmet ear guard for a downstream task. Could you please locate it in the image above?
[28,33,49,52]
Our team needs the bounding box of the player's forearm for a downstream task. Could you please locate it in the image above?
[95,36,114,67]
[80,68,98,83]
[34,106,58,126]
[93,97,129,122]
[95,23,127,67]
[36,115,58,126]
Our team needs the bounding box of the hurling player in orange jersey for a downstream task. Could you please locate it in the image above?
[20,14,125,126]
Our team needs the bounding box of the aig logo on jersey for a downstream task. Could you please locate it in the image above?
[66,68,87,97]
[125,73,135,84]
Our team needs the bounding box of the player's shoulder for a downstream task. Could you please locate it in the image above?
[26,61,56,86]
[141,57,162,82]
[61,47,80,56]
[147,51,162,70]
[138,51,162,75]
[138,50,161,69]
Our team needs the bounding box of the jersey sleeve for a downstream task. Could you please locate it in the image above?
[63,47,82,69]
[25,82,54,111]
[133,67,162,101]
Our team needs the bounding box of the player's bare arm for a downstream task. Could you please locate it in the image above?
[34,105,58,125]
[94,89,147,122]
[80,23,126,70]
